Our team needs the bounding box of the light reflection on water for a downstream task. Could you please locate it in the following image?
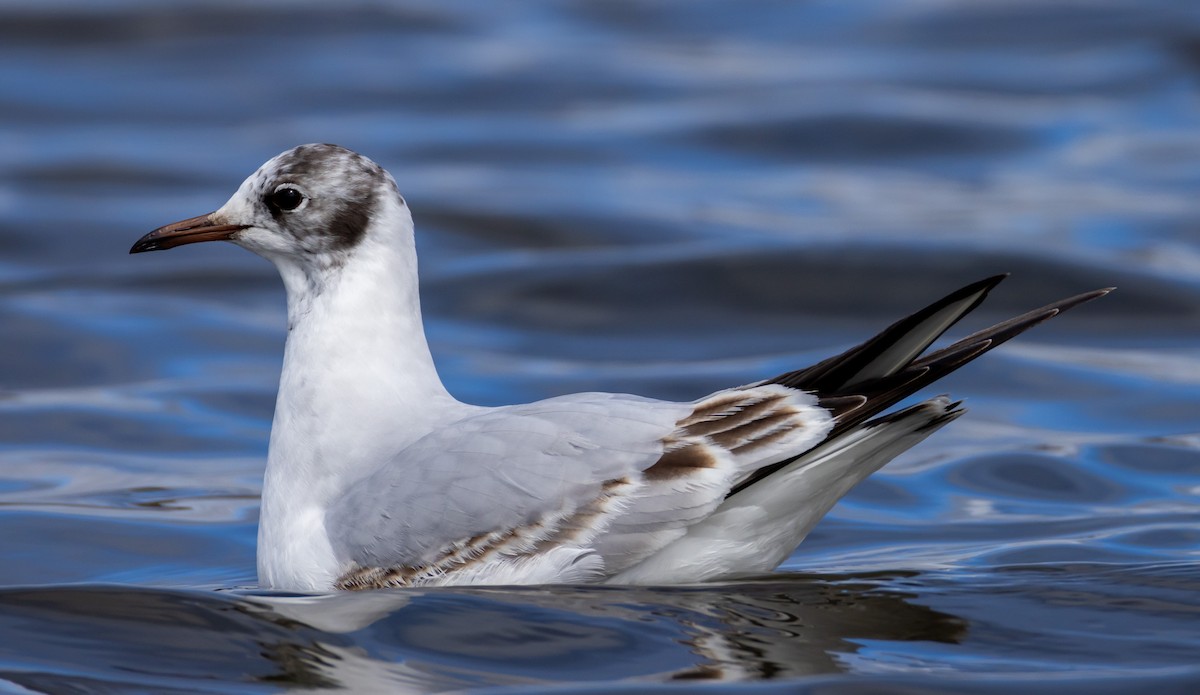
[0,0,1198,692]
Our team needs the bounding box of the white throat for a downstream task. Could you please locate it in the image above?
[255,199,467,590]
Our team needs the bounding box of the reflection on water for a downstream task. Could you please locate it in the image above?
[3,567,1195,692]
[0,575,966,692]
[1,0,1199,692]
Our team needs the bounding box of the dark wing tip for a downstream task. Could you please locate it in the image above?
[727,278,1109,497]
[767,273,1013,394]
[770,276,1112,437]
[1062,285,1115,305]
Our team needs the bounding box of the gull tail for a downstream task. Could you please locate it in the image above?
[614,276,1111,584]
[733,275,1113,494]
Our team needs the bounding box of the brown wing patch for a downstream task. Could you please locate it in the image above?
[643,442,721,481]
[706,410,798,452]
[336,525,526,590]
[678,391,754,425]
[336,477,633,590]
[534,477,634,548]
[640,386,819,487]
[679,393,787,436]
[669,388,810,457]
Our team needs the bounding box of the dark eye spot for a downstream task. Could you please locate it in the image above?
[268,187,305,212]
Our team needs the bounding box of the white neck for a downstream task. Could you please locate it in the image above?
[256,202,465,590]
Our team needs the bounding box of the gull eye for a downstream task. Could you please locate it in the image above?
[267,186,306,212]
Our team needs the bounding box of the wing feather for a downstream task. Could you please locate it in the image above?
[327,385,832,588]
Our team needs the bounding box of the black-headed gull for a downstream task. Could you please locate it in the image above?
[131,144,1110,592]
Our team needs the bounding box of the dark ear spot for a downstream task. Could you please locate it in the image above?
[327,188,375,250]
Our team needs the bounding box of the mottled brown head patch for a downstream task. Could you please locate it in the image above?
[255,143,388,253]
[268,143,385,185]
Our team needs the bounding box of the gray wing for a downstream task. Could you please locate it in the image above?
[327,387,832,588]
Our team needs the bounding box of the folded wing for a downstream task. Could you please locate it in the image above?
[329,276,1110,588]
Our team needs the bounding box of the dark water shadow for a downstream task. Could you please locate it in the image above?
[0,574,962,693]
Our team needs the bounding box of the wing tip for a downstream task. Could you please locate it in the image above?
[725,278,1110,499]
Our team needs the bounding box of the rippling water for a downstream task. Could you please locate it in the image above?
[1,1,1199,692]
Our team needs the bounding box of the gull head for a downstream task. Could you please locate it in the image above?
[130,144,410,272]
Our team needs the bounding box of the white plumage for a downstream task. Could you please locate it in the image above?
[131,144,1110,592]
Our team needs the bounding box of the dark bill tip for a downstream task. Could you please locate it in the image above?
[130,213,248,254]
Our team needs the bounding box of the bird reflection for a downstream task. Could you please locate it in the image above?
[0,576,963,692]
[248,572,965,690]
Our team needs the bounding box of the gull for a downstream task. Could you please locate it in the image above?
[130,144,1110,592]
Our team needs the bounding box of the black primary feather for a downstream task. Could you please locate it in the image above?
[729,276,1112,495]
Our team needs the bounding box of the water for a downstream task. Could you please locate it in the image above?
[1,0,1199,692]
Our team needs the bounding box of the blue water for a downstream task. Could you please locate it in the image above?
[1,1,1199,692]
